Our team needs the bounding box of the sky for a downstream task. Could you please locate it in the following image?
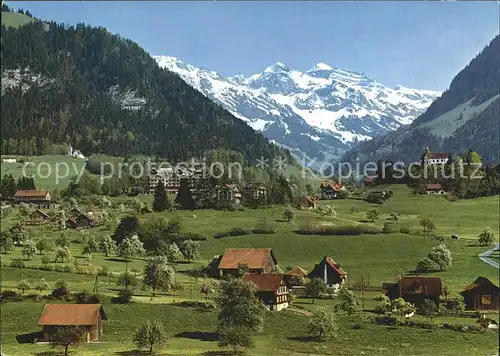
[9,1,500,91]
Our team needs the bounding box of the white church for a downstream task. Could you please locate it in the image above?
[68,145,85,159]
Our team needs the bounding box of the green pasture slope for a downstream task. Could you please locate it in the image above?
[0,185,499,355]
[1,155,88,191]
[1,11,34,28]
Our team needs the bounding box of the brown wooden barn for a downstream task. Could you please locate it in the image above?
[216,248,277,277]
[308,256,347,288]
[38,304,107,342]
[382,276,442,307]
[66,208,94,229]
[242,273,289,311]
[13,190,52,208]
[27,209,50,225]
[460,277,500,310]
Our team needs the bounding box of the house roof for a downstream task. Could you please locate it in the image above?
[285,266,308,277]
[38,304,106,326]
[215,184,240,192]
[425,183,442,190]
[427,153,448,159]
[324,257,347,276]
[218,248,276,269]
[301,195,318,204]
[14,190,50,198]
[31,209,49,218]
[399,276,442,296]
[242,274,284,292]
[320,180,343,191]
[69,208,93,220]
[461,277,500,294]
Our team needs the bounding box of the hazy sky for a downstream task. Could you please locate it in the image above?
[10,1,500,91]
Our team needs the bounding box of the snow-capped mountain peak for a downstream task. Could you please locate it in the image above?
[155,55,440,166]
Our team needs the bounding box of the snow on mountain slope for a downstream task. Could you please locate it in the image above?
[155,55,440,164]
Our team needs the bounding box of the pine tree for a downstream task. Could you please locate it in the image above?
[152,182,169,212]
[175,178,195,210]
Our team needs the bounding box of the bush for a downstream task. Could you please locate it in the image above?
[296,225,380,236]
[0,290,19,300]
[180,232,206,241]
[228,227,250,236]
[75,291,106,304]
[382,222,396,234]
[41,254,52,264]
[51,287,70,299]
[112,289,134,304]
[97,265,112,276]
[399,226,410,234]
[9,260,25,268]
[252,219,277,234]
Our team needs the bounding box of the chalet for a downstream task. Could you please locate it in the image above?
[13,190,52,208]
[28,209,49,225]
[215,184,242,206]
[319,181,343,200]
[38,304,107,342]
[216,248,277,277]
[242,274,289,311]
[382,276,442,307]
[421,148,449,165]
[425,183,446,195]
[298,195,317,210]
[460,277,500,310]
[66,208,94,229]
[284,266,308,286]
[244,182,267,200]
[308,256,347,289]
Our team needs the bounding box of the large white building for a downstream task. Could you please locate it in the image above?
[148,159,206,195]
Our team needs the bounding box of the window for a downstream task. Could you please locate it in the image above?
[481,295,492,305]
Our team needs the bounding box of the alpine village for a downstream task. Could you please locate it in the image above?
[0,4,499,356]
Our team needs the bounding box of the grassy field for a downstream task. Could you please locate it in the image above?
[1,11,34,28]
[1,301,498,356]
[1,155,88,191]
[1,184,499,355]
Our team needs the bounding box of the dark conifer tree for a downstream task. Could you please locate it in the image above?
[152,182,169,212]
[175,178,195,210]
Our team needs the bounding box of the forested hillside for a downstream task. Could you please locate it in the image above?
[0,20,284,163]
[342,35,499,164]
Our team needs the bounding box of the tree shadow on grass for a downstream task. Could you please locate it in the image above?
[275,219,288,223]
[287,336,317,343]
[105,258,126,263]
[114,350,151,356]
[175,331,219,342]
[16,331,43,344]
[202,352,236,356]
[34,352,64,356]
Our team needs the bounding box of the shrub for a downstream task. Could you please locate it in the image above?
[1,290,19,300]
[9,260,25,268]
[228,227,250,236]
[97,265,112,277]
[296,225,380,236]
[382,222,396,234]
[63,265,76,273]
[399,226,410,234]
[41,254,52,264]
[252,219,276,234]
[52,287,70,299]
[112,289,134,304]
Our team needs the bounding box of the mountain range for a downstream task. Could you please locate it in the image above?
[342,35,500,165]
[155,56,440,166]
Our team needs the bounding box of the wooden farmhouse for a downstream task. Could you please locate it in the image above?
[38,304,107,342]
[298,195,318,210]
[242,274,289,311]
[13,190,52,208]
[425,183,446,195]
[308,256,347,289]
[284,266,308,286]
[244,182,267,200]
[382,276,442,307]
[319,181,343,200]
[460,277,500,310]
[28,209,50,225]
[215,184,242,206]
[216,248,277,277]
[66,208,94,229]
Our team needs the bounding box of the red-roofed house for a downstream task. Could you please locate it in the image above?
[308,256,347,288]
[13,190,52,208]
[382,276,442,307]
[216,248,277,276]
[38,304,107,342]
[425,183,446,195]
[320,181,344,200]
[243,274,289,311]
